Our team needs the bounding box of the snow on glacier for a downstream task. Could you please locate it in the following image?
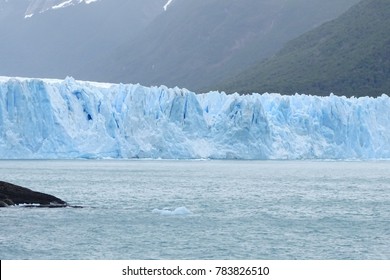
[0,76,389,159]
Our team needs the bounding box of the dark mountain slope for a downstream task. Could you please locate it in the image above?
[100,0,360,90]
[219,0,390,97]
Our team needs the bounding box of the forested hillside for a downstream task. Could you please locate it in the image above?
[219,0,390,97]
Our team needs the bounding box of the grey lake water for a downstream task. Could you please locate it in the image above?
[0,160,389,260]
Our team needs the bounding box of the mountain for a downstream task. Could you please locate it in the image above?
[0,0,167,80]
[97,0,361,90]
[1,76,389,159]
[0,0,360,90]
[219,0,390,97]
[0,0,100,20]
[25,0,100,18]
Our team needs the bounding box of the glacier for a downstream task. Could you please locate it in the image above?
[0,76,389,160]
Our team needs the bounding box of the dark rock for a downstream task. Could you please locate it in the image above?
[0,181,68,208]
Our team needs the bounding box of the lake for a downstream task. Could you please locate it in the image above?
[0,160,389,259]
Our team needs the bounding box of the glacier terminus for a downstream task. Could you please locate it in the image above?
[0,76,389,160]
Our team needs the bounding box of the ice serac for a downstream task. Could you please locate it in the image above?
[0,76,389,159]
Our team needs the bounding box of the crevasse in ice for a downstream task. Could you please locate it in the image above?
[0,76,389,159]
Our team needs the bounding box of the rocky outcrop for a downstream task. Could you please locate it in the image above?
[0,181,68,207]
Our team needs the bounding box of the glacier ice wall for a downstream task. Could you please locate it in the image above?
[0,76,389,159]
